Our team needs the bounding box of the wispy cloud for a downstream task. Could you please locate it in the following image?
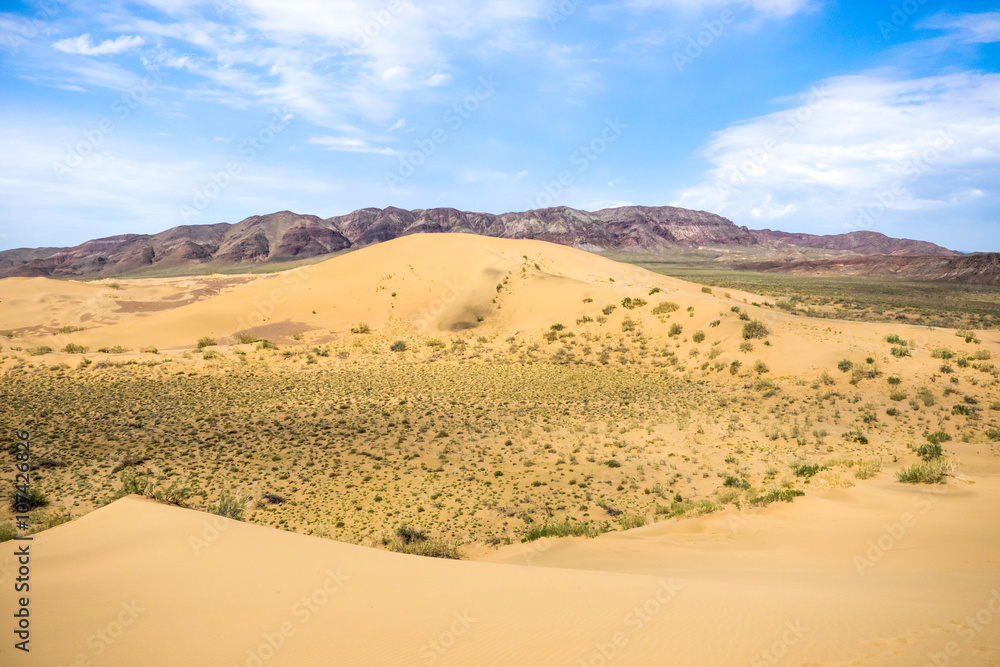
[52,34,145,56]
[308,135,397,155]
[918,11,1000,44]
[674,70,1000,234]
[626,0,815,19]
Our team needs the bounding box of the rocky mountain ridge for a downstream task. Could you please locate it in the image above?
[0,205,971,280]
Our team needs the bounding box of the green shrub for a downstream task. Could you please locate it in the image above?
[385,533,461,559]
[747,489,804,506]
[619,514,646,530]
[741,320,769,340]
[668,323,682,337]
[792,464,826,478]
[729,360,742,375]
[837,359,854,372]
[0,523,16,543]
[917,443,942,461]
[27,346,53,356]
[917,387,936,406]
[8,483,48,511]
[62,343,88,353]
[602,305,617,315]
[153,481,190,506]
[523,519,597,542]
[889,390,907,401]
[621,319,637,332]
[621,297,646,309]
[390,340,407,352]
[651,302,680,315]
[692,330,706,343]
[723,476,749,489]
[887,376,901,385]
[891,346,911,358]
[605,459,622,468]
[350,323,371,334]
[753,360,769,374]
[234,331,258,344]
[701,286,713,294]
[648,287,661,295]
[897,459,949,484]
[709,319,721,327]
[885,334,903,344]
[196,336,216,350]
[925,430,951,445]
[256,339,277,350]
[854,459,882,479]
[210,490,251,521]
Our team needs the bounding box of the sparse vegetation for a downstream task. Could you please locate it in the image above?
[897,459,949,484]
[742,320,769,340]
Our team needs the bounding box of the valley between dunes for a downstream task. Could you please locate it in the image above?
[0,233,998,665]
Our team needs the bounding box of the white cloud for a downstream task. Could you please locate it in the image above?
[52,34,145,56]
[427,71,451,86]
[673,71,1000,234]
[308,135,397,155]
[919,11,1000,44]
[627,0,813,19]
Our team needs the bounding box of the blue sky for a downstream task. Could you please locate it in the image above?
[1,0,998,252]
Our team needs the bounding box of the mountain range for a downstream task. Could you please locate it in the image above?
[0,205,994,283]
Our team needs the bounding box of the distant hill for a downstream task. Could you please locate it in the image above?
[733,252,1000,286]
[0,205,971,281]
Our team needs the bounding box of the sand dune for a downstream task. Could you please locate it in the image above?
[1,233,986,380]
[3,456,999,667]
